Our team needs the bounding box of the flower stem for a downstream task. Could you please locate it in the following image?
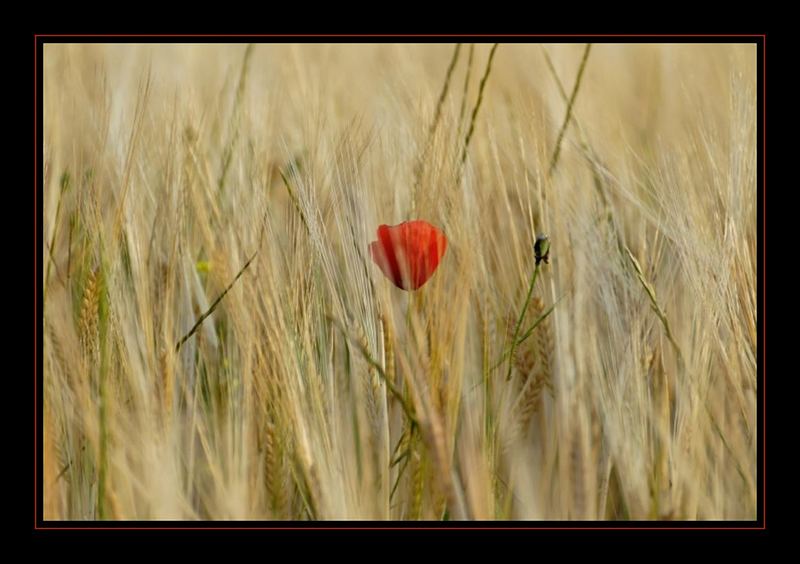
[505,261,541,381]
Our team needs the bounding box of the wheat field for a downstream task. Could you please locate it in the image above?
[42,42,758,521]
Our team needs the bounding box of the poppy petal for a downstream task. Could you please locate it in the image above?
[369,220,447,290]
[369,239,396,285]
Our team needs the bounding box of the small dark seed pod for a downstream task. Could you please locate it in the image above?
[534,235,550,265]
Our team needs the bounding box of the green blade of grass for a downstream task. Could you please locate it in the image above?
[548,44,592,175]
[504,260,541,381]
[175,248,259,352]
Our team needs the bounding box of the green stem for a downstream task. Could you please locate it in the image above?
[505,261,541,381]
[175,249,259,352]
[412,43,462,214]
[96,262,110,519]
[489,295,561,372]
[548,44,592,175]
[457,44,476,138]
[459,43,499,169]
[330,317,419,427]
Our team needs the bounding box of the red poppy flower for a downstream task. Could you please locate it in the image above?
[369,220,448,290]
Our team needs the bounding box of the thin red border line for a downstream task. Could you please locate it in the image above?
[32,37,766,531]
[35,34,764,38]
[41,527,761,531]
[32,35,766,531]
[760,33,765,526]
[34,36,765,530]
[34,34,38,529]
